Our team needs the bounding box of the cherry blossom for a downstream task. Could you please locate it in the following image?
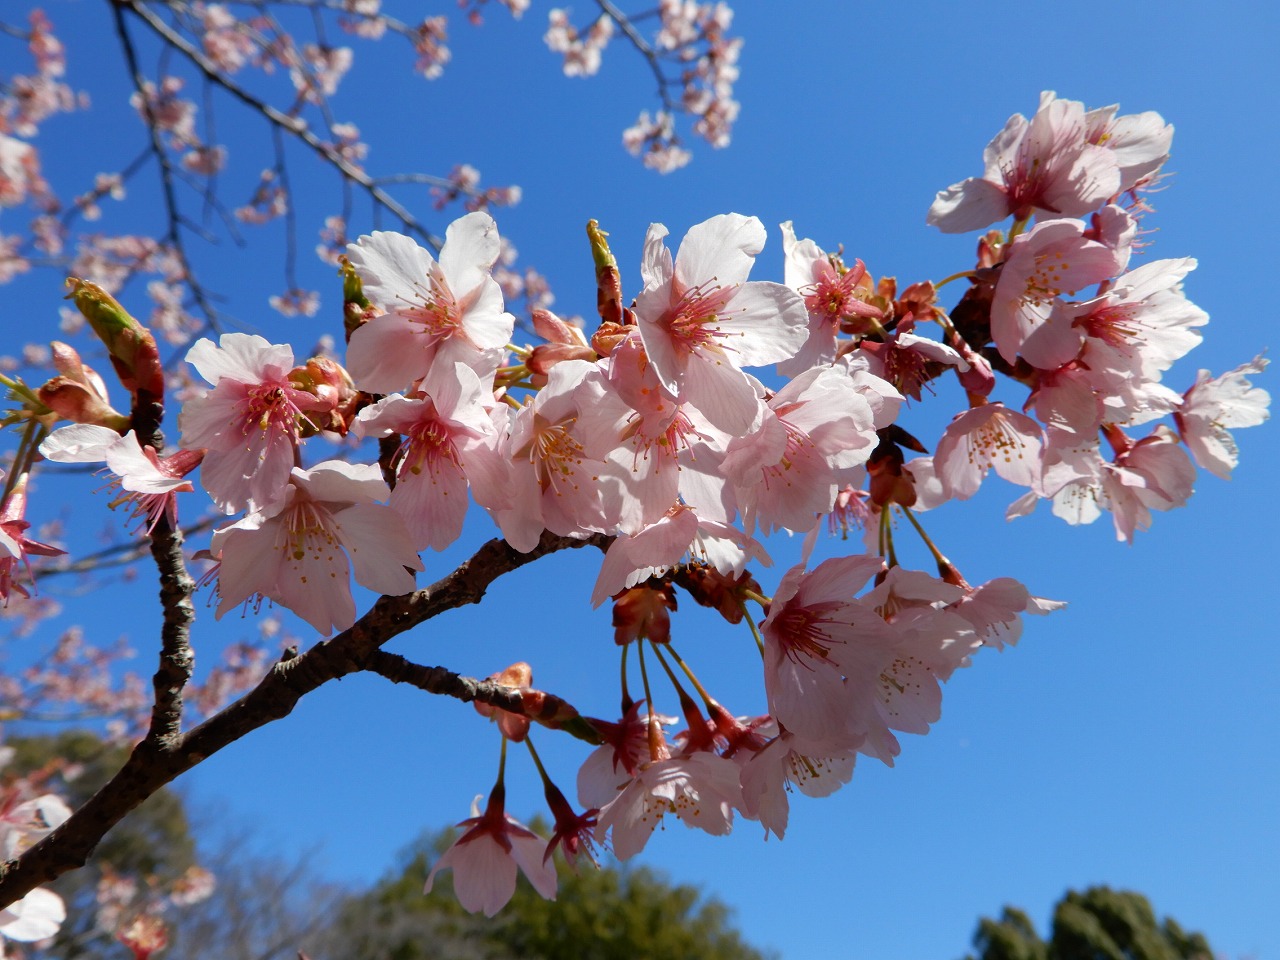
[345,213,513,395]
[0,476,64,604]
[720,365,877,536]
[425,789,556,916]
[38,425,201,533]
[353,364,506,551]
[180,333,324,514]
[210,461,422,636]
[928,91,1123,233]
[934,403,1045,501]
[633,213,808,434]
[759,555,895,746]
[738,730,856,840]
[574,333,724,533]
[595,751,744,860]
[778,221,880,377]
[990,218,1121,366]
[1175,355,1271,479]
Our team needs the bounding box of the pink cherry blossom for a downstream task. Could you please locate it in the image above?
[577,700,677,810]
[590,504,770,607]
[1175,355,1270,479]
[180,333,323,514]
[738,730,856,840]
[720,365,877,536]
[633,213,808,434]
[492,359,619,552]
[353,364,506,551]
[573,333,722,534]
[1084,104,1173,193]
[345,213,513,395]
[425,788,556,916]
[210,461,423,636]
[1035,427,1197,542]
[856,568,982,764]
[595,751,744,860]
[39,425,202,533]
[990,218,1121,366]
[778,221,880,376]
[1046,258,1208,378]
[857,317,970,402]
[0,476,64,604]
[934,403,1045,500]
[760,555,896,746]
[928,91,1122,233]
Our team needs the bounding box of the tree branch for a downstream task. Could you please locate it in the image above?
[0,529,610,908]
[363,649,603,745]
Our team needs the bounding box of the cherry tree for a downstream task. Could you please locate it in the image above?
[0,1,1271,953]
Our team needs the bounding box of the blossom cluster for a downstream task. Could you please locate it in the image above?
[5,91,1269,928]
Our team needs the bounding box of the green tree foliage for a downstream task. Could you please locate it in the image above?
[312,828,777,960]
[967,887,1213,960]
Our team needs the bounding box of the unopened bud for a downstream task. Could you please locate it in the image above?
[36,342,130,429]
[587,220,626,327]
[64,279,163,402]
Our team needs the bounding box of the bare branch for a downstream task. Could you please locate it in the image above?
[119,0,441,251]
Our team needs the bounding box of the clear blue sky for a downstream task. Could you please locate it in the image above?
[4,1,1277,958]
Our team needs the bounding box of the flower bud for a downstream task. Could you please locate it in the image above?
[63,279,163,402]
[36,342,129,429]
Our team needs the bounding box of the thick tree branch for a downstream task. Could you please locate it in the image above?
[0,529,610,908]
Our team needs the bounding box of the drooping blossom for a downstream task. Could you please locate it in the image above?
[759,555,896,747]
[633,213,808,434]
[1175,355,1270,479]
[0,475,64,604]
[210,461,422,636]
[1032,427,1197,542]
[738,729,857,840]
[577,700,677,809]
[180,333,325,514]
[857,568,983,764]
[345,213,514,395]
[595,750,744,860]
[425,787,556,916]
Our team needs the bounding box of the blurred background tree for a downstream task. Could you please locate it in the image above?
[968,887,1214,960]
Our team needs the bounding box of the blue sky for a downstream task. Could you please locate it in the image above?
[3,0,1277,957]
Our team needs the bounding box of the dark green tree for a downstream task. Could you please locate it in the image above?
[967,887,1214,960]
